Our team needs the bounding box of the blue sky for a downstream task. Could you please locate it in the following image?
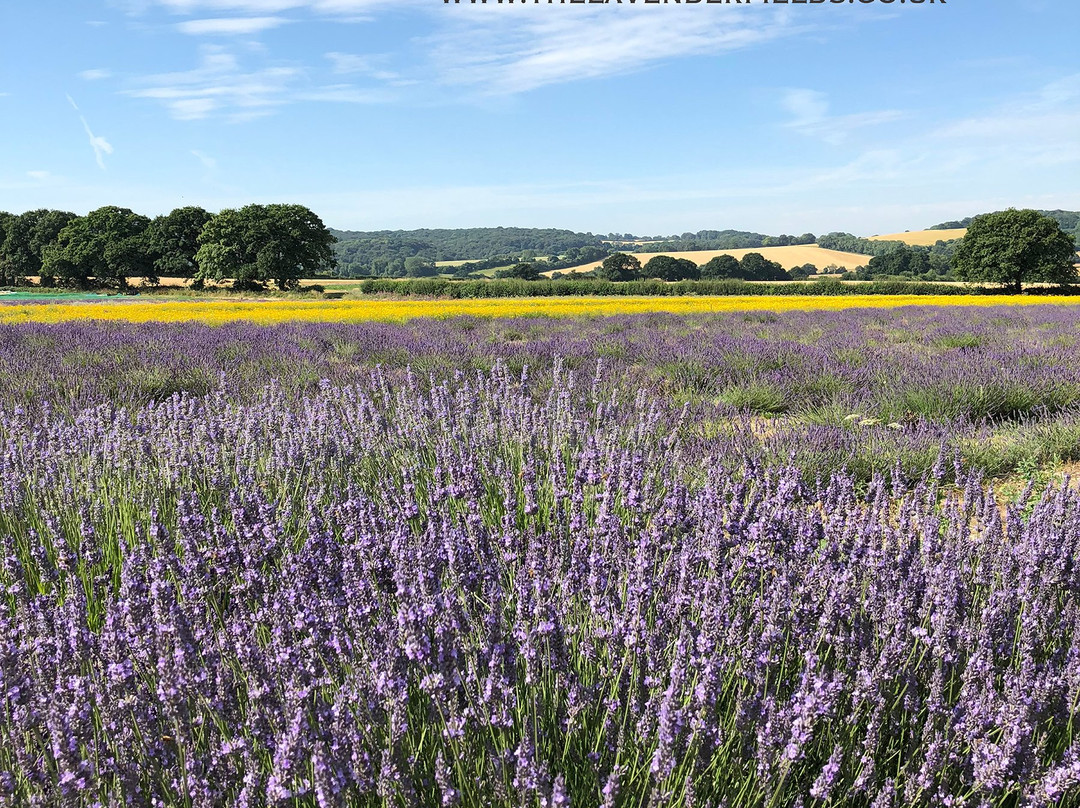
[1,0,1077,236]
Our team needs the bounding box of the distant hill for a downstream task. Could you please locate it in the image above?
[330,227,606,277]
[330,227,816,278]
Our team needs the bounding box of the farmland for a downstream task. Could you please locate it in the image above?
[543,245,872,276]
[2,293,1079,326]
[3,302,1080,806]
[869,228,968,246]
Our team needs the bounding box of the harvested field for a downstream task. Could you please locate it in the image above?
[868,228,967,245]
[543,245,871,276]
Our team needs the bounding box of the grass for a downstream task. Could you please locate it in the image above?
[3,294,1080,325]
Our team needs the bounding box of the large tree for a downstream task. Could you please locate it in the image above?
[598,252,641,282]
[0,212,13,286]
[699,254,741,280]
[642,255,700,282]
[738,252,788,282]
[196,204,336,290]
[41,207,152,288]
[1,209,78,285]
[953,209,1078,293]
[146,206,213,279]
[495,262,542,281]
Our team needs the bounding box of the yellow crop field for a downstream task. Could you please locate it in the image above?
[1,295,1077,326]
[544,245,871,276]
[868,229,967,246]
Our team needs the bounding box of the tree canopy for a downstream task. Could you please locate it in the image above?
[1,208,78,285]
[41,207,152,288]
[952,209,1078,293]
[598,253,641,282]
[699,254,741,280]
[737,253,788,282]
[494,262,542,281]
[641,255,700,282]
[146,206,212,278]
[195,204,336,290]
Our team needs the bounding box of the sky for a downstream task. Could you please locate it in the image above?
[1,0,1078,237]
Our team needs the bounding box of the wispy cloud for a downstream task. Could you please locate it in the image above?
[781,89,904,145]
[177,16,287,35]
[67,94,114,170]
[127,46,299,119]
[26,170,53,181]
[127,45,387,119]
[932,74,1080,168]
[428,7,802,95]
[79,68,113,81]
[191,149,217,170]
[152,0,415,15]
[325,52,408,85]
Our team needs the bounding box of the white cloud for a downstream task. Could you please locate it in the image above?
[428,7,802,95]
[79,69,113,81]
[127,45,390,119]
[324,52,407,86]
[325,51,373,75]
[153,0,415,14]
[177,16,287,34]
[67,96,114,170]
[26,170,53,181]
[299,85,387,104]
[931,75,1080,168]
[81,119,114,171]
[781,89,904,145]
[191,149,217,169]
[127,46,301,119]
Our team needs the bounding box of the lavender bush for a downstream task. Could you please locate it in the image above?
[1,306,1080,805]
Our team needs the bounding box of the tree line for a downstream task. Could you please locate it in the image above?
[0,204,336,290]
[331,227,607,277]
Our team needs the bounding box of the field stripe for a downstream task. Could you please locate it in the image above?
[2,295,1080,325]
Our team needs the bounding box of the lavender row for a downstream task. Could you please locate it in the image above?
[2,306,1079,485]
[0,306,1078,421]
[2,356,1080,805]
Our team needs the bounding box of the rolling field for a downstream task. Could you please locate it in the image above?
[543,244,872,276]
[869,228,968,245]
[2,293,1079,325]
[4,305,1080,805]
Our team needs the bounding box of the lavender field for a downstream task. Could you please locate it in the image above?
[3,305,1080,806]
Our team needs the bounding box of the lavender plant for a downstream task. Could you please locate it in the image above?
[0,307,1079,805]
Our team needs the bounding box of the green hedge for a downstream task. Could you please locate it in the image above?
[355,278,1035,299]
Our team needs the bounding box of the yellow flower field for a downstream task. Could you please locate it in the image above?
[1,295,1079,325]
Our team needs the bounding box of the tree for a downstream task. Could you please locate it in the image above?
[953,209,1078,293]
[700,254,741,280]
[0,212,13,286]
[195,204,337,290]
[738,252,788,281]
[642,255,700,282]
[495,262,542,281]
[404,255,438,278]
[866,245,931,279]
[789,263,818,281]
[598,252,641,282]
[146,206,212,279]
[1,209,78,285]
[41,207,152,288]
